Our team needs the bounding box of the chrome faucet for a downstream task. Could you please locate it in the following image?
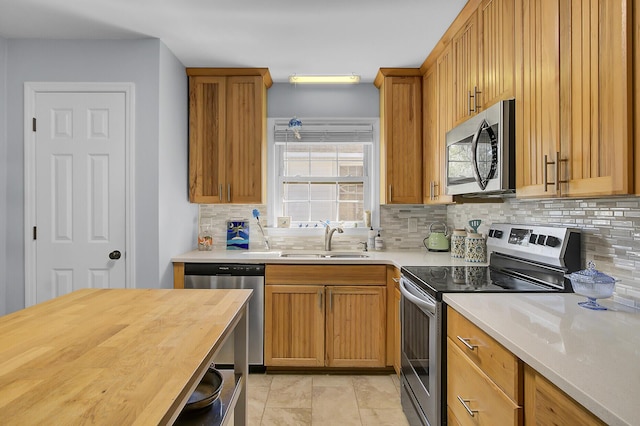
[324,224,344,251]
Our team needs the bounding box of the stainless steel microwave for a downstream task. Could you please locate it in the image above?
[445,99,515,196]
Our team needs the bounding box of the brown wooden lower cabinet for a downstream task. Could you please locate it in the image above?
[264,284,325,367]
[264,267,387,368]
[524,364,605,426]
[447,307,605,425]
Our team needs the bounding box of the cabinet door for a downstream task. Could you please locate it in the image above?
[437,45,455,199]
[424,64,454,204]
[225,76,266,203]
[393,286,401,375]
[385,266,401,370]
[188,76,226,203]
[326,286,386,368]
[264,285,325,367]
[452,11,479,126]
[479,0,515,109]
[380,76,423,204]
[561,0,633,197]
[524,365,605,426]
[515,0,562,198]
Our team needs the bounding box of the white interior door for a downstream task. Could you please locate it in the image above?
[33,91,127,303]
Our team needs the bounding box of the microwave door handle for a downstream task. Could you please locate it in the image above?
[399,277,436,314]
[471,119,498,191]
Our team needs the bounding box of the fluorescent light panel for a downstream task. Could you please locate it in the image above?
[289,74,360,84]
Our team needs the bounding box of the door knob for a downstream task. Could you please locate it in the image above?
[109,250,122,260]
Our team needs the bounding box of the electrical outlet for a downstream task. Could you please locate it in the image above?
[277,216,291,228]
[408,218,418,233]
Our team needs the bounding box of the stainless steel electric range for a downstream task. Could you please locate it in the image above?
[399,223,581,426]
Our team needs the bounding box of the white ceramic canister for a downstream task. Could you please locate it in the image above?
[465,232,487,263]
[450,229,467,258]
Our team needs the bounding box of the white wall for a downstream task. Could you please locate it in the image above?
[157,42,197,289]
[3,39,191,313]
[0,36,8,316]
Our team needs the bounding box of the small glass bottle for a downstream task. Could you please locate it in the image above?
[198,224,213,251]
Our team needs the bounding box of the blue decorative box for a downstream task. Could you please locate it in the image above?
[226,220,249,250]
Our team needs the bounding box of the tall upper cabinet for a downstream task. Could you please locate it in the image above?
[187,68,272,203]
[424,46,455,205]
[515,0,634,198]
[375,69,423,204]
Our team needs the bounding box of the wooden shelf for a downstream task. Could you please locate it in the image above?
[174,369,245,426]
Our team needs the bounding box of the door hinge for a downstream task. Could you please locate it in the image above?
[33,226,37,240]
[32,117,36,132]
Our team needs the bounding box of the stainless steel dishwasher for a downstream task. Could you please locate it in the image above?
[184,263,265,369]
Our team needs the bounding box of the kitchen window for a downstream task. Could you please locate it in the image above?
[269,118,379,227]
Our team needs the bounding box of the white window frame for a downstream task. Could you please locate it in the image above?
[267,117,380,231]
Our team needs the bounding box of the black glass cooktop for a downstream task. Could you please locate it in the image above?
[401,265,563,301]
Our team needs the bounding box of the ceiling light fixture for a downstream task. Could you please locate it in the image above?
[288,74,361,84]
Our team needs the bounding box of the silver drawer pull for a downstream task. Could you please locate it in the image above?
[457,396,478,417]
[456,335,478,351]
[392,277,400,283]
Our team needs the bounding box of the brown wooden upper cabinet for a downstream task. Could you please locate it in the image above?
[424,47,455,204]
[452,11,480,127]
[452,0,516,127]
[515,0,634,198]
[375,69,423,204]
[187,68,272,203]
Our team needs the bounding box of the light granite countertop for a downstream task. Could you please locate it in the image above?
[171,249,482,268]
[444,293,640,426]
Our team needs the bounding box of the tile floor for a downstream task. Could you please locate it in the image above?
[244,373,409,426]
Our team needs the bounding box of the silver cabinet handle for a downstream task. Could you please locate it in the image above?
[468,90,473,114]
[329,289,333,312]
[456,336,477,351]
[392,277,400,283]
[219,184,223,201]
[429,181,434,201]
[318,289,323,309]
[388,185,392,202]
[227,184,231,202]
[457,396,478,417]
[433,181,439,200]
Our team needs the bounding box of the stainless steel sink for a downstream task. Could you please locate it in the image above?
[279,251,369,259]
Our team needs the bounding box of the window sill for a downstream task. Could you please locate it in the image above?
[265,226,375,237]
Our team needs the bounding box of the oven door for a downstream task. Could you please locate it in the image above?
[399,276,442,426]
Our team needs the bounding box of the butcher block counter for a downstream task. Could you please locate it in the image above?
[0,288,252,425]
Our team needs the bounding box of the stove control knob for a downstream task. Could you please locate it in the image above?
[545,236,561,247]
[494,230,503,238]
[529,234,538,244]
[488,229,495,237]
[536,234,547,245]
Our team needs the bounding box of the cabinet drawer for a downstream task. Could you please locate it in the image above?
[448,339,523,426]
[447,307,523,403]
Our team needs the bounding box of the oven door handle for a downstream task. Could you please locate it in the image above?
[399,277,436,315]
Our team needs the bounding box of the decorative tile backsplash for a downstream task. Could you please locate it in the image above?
[199,196,640,308]
[448,196,640,309]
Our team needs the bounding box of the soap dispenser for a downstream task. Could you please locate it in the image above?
[375,231,384,251]
[368,227,376,250]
